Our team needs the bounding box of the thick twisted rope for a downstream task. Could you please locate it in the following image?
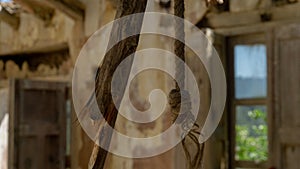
[168,0,204,168]
[174,0,185,90]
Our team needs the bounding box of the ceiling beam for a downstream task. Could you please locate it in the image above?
[0,42,68,56]
[0,7,20,29]
[39,0,84,21]
[205,2,300,29]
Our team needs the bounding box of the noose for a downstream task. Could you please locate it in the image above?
[168,0,205,168]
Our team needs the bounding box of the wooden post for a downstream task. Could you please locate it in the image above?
[91,0,148,169]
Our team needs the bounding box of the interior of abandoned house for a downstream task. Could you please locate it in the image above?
[0,0,300,169]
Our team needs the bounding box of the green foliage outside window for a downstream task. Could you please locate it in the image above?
[235,109,268,162]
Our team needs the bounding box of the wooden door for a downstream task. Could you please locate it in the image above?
[273,24,300,169]
[8,79,68,169]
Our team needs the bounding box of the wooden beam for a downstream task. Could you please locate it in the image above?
[233,98,267,106]
[15,0,54,21]
[91,0,148,168]
[206,2,300,29]
[0,42,68,56]
[213,18,300,36]
[39,0,84,21]
[0,7,19,29]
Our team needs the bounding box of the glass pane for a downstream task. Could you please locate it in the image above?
[235,105,268,162]
[234,45,267,99]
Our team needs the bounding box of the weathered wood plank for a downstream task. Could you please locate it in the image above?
[273,23,300,169]
[0,7,19,29]
[0,42,68,56]
[207,10,261,28]
[279,128,300,145]
[233,98,267,105]
[284,146,300,169]
[206,2,300,29]
[213,19,300,36]
[8,79,68,169]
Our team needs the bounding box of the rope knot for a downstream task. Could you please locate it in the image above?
[168,89,194,127]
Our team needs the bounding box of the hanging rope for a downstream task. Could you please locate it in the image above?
[168,0,204,168]
[174,0,185,90]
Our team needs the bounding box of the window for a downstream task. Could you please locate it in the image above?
[228,35,269,169]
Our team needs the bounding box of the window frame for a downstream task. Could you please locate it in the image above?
[227,33,271,169]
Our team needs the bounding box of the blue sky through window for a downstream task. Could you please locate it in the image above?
[0,0,12,2]
[234,45,267,79]
[234,44,267,99]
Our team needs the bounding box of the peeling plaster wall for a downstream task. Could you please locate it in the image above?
[0,1,211,169]
[0,11,74,55]
[0,10,77,82]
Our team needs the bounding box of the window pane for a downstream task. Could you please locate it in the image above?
[235,105,268,162]
[234,45,267,99]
